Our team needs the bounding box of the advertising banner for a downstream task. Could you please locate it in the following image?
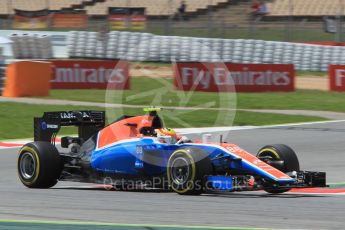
[329,64,345,91]
[173,62,295,92]
[108,7,146,30]
[51,12,88,28]
[13,9,49,29]
[50,60,130,90]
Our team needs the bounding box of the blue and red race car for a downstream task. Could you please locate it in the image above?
[17,108,326,195]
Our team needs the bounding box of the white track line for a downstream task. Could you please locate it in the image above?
[178,119,345,134]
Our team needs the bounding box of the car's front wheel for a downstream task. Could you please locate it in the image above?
[18,142,61,188]
[257,144,300,194]
[167,148,212,195]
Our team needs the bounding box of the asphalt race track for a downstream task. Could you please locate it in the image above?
[1,121,345,229]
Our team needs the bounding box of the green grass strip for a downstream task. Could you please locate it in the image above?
[0,102,326,139]
[44,77,345,113]
[327,182,345,188]
[0,219,270,230]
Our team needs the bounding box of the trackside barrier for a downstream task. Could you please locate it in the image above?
[2,61,51,97]
[10,34,53,59]
[173,62,295,92]
[68,31,345,72]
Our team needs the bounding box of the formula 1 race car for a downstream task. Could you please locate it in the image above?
[17,108,326,195]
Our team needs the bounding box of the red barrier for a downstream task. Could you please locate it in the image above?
[173,62,295,92]
[50,60,130,89]
[303,42,345,46]
[329,65,345,91]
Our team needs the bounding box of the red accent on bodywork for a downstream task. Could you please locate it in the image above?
[221,143,292,180]
[97,115,154,149]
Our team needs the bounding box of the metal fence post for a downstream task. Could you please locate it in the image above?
[166,0,170,35]
[0,64,6,96]
[221,19,225,38]
[164,0,173,35]
[7,0,12,29]
[339,0,344,42]
[335,1,343,43]
[207,0,213,37]
[249,16,258,39]
[285,0,293,41]
[336,14,341,43]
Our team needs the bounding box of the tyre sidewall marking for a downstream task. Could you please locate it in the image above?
[18,146,40,186]
[258,148,281,160]
[167,149,196,193]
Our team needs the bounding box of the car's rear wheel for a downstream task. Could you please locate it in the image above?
[18,142,61,188]
[167,148,212,195]
[257,144,300,194]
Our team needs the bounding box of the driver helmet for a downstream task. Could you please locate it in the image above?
[155,128,177,144]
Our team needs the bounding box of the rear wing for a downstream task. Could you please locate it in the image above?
[34,111,105,143]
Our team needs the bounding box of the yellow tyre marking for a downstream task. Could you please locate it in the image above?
[167,149,196,194]
[18,146,40,186]
[258,148,280,160]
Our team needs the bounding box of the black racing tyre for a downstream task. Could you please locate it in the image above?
[167,148,212,195]
[257,144,300,194]
[17,142,61,188]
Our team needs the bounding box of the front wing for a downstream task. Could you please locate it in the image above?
[206,171,327,192]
